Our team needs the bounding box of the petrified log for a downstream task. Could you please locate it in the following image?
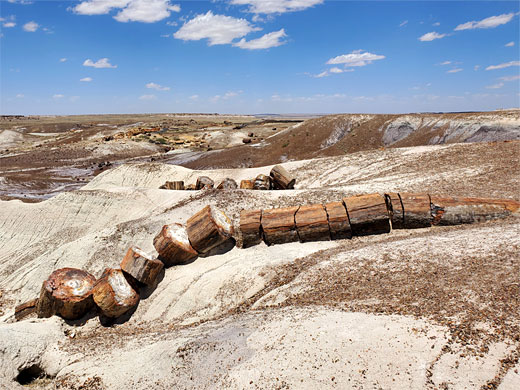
[430,196,520,225]
[270,165,295,189]
[92,268,139,318]
[399,193,431,229]
[254,174,271,190]
[343,193,390,236]
[261,206,300,245]
[217,178,238,190]
[324,201,352,240]
[240,180,254,189]
[238,209,262,248]
[159,181,184,190]
[153,223,198,266]
[196,176,214,190]
[186,205,234,254]
[295,204,331,242]
[121,246,163,285]
[385,192,404,229]
[15,299,38,321]
[36,268,96,320]
[185,184,196,190]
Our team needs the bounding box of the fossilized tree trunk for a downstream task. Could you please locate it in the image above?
[254,174,271,190]
[343,193,390,236]
[186,206,234,254]
[384,193,404,229]
[238,209,262,248]
[15,299,38,321]
[399,193,431,228]
[325,201,352,240]
[121,246,163,285]
[270,165,295,189]
[217,178,238,190]
[261,206,300,245]
[153,223,198,266]
[295,204,331,242]
[240,180,254,189]
[196,176,214,190]
[160,181,184,190]
[92,268,139,318]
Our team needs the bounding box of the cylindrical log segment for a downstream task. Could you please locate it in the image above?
[343,193,390,236]
[196,176,214,190]
[153,223,198,266]
[253,174,271,190]
[36,268,96,320]
[185,184,196,190]
[92,268,139,318]
[160,181,184,190]
[15,299,38,321]
[324,201,352,240]
[399,193,431,228]
[261,206,300,245]
[217,178,238,190]
[270,165,295,189]
[384,193,404,229]
[240,180,254,189]
[186,205,234,254]
[295,204,331,242]
[238,209,262,248]
[121,246,163,285]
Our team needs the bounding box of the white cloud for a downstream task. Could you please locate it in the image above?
[16,94,24,98]
[139,94,156,100]
[166,20,177,26]
[446,68,463,73]
[486,82,504,89]
[326,50,385,67]
[234,29,286,50]
[23,21,39,32]
[433,22,440,26]
[60,58,67,62]
[399,20,408,27]
[74,0,180,23]
[146,82,170,91]
[7,0,33,4]
[439,60,452,65]
[230,0,323,14]
[474,65,480,71]
[500,75,520,82]
[314,71,329,78]
[486,61,520,71]
[505,41,515,47]
[3,22,16,28]
[80,77,93,82]
[160,34,170,38]
[455,13,515,31]
[189,94,199,100]
[329,67,344,74]
[418,31,446,41]
[211,90,242,102]
[53,94,64,99]
[83,58,117,68]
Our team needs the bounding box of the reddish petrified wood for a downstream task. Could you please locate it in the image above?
[253,174,271,190]
[270,165,295,189]
[295,204,331,242]
[399,193,431,229]
[36,268,96,320]
[15,299,38,321]
[343,193,390,236]
[196,176,214,190]
[92,268,139,318]
[261,206,300,245]
[238,209,262,248]
[217,178,238,190]
[430,196,520,225]
[384,193,404,229]
[324,201,352,240]
[153,223,198,266]
[240,180,255,189]
[186,205,234,254]
[121,246,163,285]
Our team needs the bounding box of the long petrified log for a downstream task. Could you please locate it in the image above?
[343,193,390,236]
[153,223,198,266]
[121,246,163,285]
[384,193,404,229]
[270,165,295,189]
[399,193,431,229]
[254,174,271,190]
[217,178,238,190]
[36,268,96,320]
[325,201,352,240]
[15,299,38,321]
[240,180,254,189]
[196,176,214,190]
[238,209,262,248]
[295,204,331,242]
[186,205,234,254]
[262,206,300,245]
[92,268,139,318]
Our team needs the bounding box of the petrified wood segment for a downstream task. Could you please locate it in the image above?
[186,205,234,254]
[185,184,196,190]
[153,223,198,266]
[261,206,300,245]
[324,201,352,240]
[240,180,254,189]
[238,209,262,248]
[384,193,404,229]
[121,246,163,285]
[253,174,271,190]
[430,196,520,225]
[196,176,214,190]
[343,193,390,236]
[92,268,139,318]
[36,268,96,320]
[270,165,295,189]
[217,178,238,190]
[15,299,38,321]
[160,181,184,190]
[295,204,331,242]
[399,193,431,229]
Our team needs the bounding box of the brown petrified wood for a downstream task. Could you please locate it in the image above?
[270,165,295,189]
[15,299,38,321]
[160,181,185,190]
[92,268,139,318]
[253,174,271,190]
[324,201,352,240]
[121,246,163,285]
[384,193,404,229]
[295,204,331,242]
[343,193,390,236]
[399,193,431,229]
[238,209,262,248]
[186,205,234,254]
[36,268,96,320]
[217,178,238,190]
[261,206,300,245]
[185,184,196,190]
[153,223,198,266]
[430,196,520,225]
[240,180,254,189]
[196,176,214,190]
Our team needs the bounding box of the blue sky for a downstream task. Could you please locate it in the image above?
[1,0,519,115]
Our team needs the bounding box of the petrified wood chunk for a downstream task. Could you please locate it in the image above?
[121,246,163,285]
[270,165,295,189]
[399,193,431,229]
[240,180,254,189]
[159,181,184,190]
[238,209,262,248]
[196,176,214,190]
[324,201,352,240]
[217,178,238,190]
[295,204,331,242]
[254,174,271,190]
[261,206,300,245]
[153,223,198,266]
[384,192,404,229]
[343,193,390,236]
[430,196,520,225]
[185,184,196,190]
[186,205,234,254]
[15,299,38,321]
[36,268,96,320]
[92,268,139,318]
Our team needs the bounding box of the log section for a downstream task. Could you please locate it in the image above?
[187,206,234,254]
[15,299,38,321]
[261,206,300,245]
[270,165,295,189]
[121,246,163,285]
[254,174,271,190]
[384,193,404,229]
[399,193,431,228]
[160,181,184,190]
[196,176,214,190]
[92,268,139,318]
[295,204,331,242]
[324,201,352,240]
[343,193,390,236]
[238,209,262,248]
[153,223,198,266]
[217,178,238,190]
[240,180,254,189]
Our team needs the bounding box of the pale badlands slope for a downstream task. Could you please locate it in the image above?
[0,141,519,389]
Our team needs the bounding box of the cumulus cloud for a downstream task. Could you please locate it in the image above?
[230,0,323,14]
[433,22,440,26]
[139,94,156,100]
[455,13,515,31]
[73,0,180,23]
[234,29,286,49]
[446,68,463,73]
[418,31,446,41]
[23,21,39,32]
[329,67,344,74]
[505,41,515,47]
[83,58,117,68]
[3,22,16,28]
[60,58,67,62]
[485,61,520,71]
[326,50,385,67]
[80,77,93,82]
[146,82,170,91]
